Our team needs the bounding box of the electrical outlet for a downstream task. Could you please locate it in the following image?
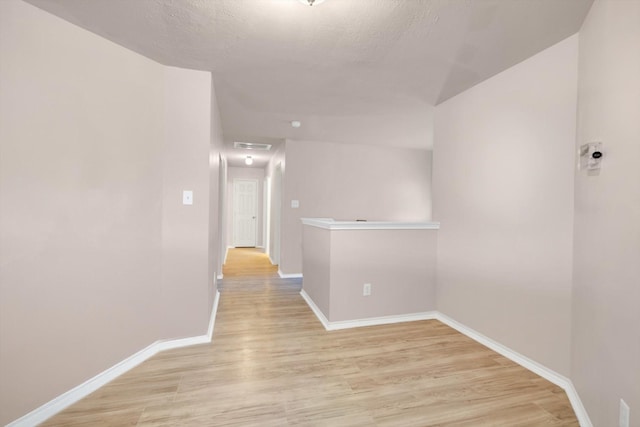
[363,283,371,296]
[620,399,630,427]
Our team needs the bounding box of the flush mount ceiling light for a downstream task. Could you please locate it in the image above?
[298,0,326,6]
[245,156,253,166]
[291,120,302,128]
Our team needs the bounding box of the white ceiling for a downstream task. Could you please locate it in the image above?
[27,0,593,166]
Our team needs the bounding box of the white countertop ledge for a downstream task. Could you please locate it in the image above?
[301,218,440,230]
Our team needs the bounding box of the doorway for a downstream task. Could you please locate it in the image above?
[232,179,258,247]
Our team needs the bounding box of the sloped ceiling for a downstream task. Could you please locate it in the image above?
[27,0,593,162]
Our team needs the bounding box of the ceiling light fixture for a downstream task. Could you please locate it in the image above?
[245,156,253,166]
[299,0,326,6]
[291,120,302,128]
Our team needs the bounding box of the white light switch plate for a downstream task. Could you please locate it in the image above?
[291,200,300,208]
[363,283,372,296]
[183,190,193,205]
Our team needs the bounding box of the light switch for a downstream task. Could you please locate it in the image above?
[183,190,193,205]
[291,200,300,208]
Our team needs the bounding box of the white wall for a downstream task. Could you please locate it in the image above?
[302,225,437,323]
[0,1,219,423]
[266,144,285,265]
[221,157,228,267]
[329,229,437,321]
[161,67,212,338]
[433,35,578,376]
[301,225,331,315]
[280,139,432,274]
[209,83,225,308]
[571,1,640,425]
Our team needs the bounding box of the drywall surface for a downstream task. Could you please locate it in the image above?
[329,229,437,322]
[301,225,437,323]
[571,0,640,425]
[161,67,212,339]
[211,85,226,305]
[226,167,265,248]
[301,225,332,316]
[433,35,578,376]
[266,144,286,266]
[280,140,432,274]
[0,1,216,423]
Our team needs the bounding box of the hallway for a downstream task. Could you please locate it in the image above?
[222,248,278,279]
[42,249,578,426]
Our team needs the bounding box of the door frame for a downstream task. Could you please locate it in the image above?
[270,163,282,265]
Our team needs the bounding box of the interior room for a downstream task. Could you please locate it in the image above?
[1,0,638,426]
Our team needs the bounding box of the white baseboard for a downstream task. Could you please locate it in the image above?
[434,312,592,427]
[223,246,232,265]
[328,312,438,330]
[278,270,303,279]
[207,290,220,339]
[563,382,593,427]
[8,291,221,427]
[299,291,592,427]
[299,290,330,329]
[299,290,436,331]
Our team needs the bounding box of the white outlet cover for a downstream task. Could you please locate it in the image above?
[291,200,300,208]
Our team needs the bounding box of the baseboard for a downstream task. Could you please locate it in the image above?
[8,291,221,427]
[327,311,438,330]
[562,382,593,427]
[223,246,232,265]
[206,291,220,339]
[278,270,303,279]
[434,312,592,427]
[299,290,436,331]
[299,290,330,329]
[298,290,592,427]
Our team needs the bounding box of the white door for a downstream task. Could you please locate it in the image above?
[233,179,258,247]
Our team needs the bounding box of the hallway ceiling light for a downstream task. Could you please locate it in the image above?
[245,156,253,166]
[299,0,326,5]
[291,120,301,128]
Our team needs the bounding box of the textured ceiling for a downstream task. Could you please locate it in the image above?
[27,0,593,161]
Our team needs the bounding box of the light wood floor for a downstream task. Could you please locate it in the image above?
[43,248,578,426]
[222,248,278,277]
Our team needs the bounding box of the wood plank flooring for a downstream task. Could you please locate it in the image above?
[222,248,278,278]
[42,248,578,426]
